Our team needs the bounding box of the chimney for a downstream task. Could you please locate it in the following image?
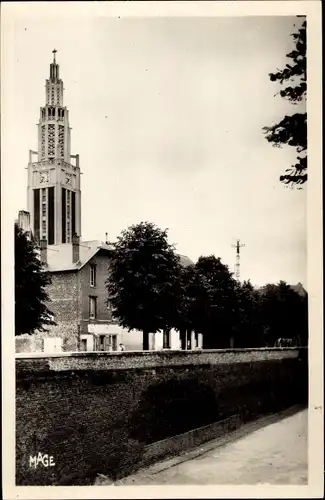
[18,210,31,233]
[72,233,80,264]
[40,239,47,266]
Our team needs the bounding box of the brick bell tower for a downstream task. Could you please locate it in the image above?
[27,49,81,245]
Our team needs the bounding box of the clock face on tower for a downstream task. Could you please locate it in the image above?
[65,173,72,186]
[39,171,49,184]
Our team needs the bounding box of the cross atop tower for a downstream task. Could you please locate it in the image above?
[49,49,59,81]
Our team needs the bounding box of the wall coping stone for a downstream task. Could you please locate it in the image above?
[16,346,301,359]
[16,347,305,375]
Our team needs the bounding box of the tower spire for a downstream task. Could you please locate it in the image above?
[50,49,59,81]
[27,53,81,245]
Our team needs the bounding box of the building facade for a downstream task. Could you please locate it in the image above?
[38,241,121,352]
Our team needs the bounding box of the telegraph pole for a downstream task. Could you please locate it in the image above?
[232,239,245,280]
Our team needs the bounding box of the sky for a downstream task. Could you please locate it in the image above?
[2,7,307,286]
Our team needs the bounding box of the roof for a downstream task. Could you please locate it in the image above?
[254,282,307,296]
[179,254,194,267]
[46,240,112,272]
[290,282,307,297]
[46,241,193,273]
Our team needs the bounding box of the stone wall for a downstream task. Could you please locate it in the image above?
[16,347,308,486]
[15,335,43,353]
[16,271,80,353]
[44,271,80,351]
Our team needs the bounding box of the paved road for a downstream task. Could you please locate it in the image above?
[116,409,308,485]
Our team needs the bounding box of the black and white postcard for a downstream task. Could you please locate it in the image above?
[1,1,323,498]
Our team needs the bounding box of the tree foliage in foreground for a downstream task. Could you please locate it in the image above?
[106,221,182,350]
[15,223,55,335]
[263,18,307,187]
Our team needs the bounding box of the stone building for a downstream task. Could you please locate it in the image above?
[37,237,117,352]
[16,51,198,353]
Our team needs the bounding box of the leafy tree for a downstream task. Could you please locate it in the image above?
[106,222,182,350]
[176,264,209,349]
[259,283,279,346]
[15,223,55,335]
[298,292,308,346]
[233,280,263,347]
[259,280,308,346]
[263,18,307,187]
[194,255,237,349]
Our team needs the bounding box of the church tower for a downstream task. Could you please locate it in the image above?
[27,50,81,245]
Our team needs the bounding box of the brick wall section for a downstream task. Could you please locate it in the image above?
[16,348,308,486]
[43,271,80,351]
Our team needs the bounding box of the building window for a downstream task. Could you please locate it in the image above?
[99,335,105,351]
[90,264,97,287]
[48,186,55,245]
[97,334,118,352]
[58,124,64,158]
[107,300,114,319]
[48,107,55,119]
[41,125,46,159]
[48,124,55,157]
[89,296,97,319]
